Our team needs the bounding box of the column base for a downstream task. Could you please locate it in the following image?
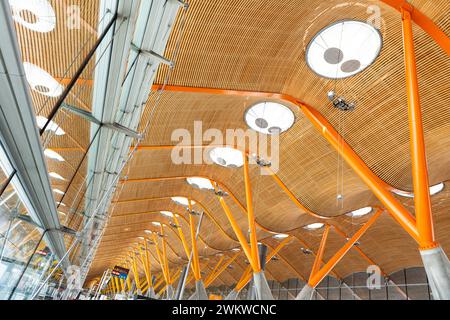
[253,271,274,300]
[420,246,450,300]
[225,289,239,300]
[296,284,314,300]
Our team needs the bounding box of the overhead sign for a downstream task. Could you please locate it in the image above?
[111,266,129,280]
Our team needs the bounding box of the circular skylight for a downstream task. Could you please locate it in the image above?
[186,177,214,190]
[23,62,64,97]
[171,197,195,206]
[304,223,325,230]
[306,20,382,79]
[392,182,445,198]
[36,116,65,135]
[209,147,244,168]
[346,206,372,218]
[9,0,56,32]
[245,102,295,135]
[49,172,65,180]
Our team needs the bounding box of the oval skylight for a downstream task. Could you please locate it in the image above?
[44,149,64,161]
[160,211,174,217]
[209,147,244,168]
[36,116,65,136]
[23,62,64,97]
[171,197,195,206]
[152,222,161,226]
[9,0,56,33]
[306,20,382,79]
[392,182,445,198]
[53,188,64,195]
[144,230,152,234]
[49,172,65,180]
[273,233,289,239]
[346,206,372,218]
[245,102,295,135]
[304,222,325,230]
[186,177,214,190]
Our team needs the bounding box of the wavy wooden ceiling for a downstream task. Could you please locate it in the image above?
[11,0,450,288]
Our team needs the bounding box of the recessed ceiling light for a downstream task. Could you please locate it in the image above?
[23,62,64,97]
[171,197,195,206]
[273,233,289,239]
[160,211,174,217]
[49,172,65,180]
[346,207,372,218]
[44,149,64,162]
[209,147,243,168]
[138,236,144,240]
[186,177,214,190]
[393,182,445,198]
[152,222,161,226]
[306,20,382,79]
[36,116,65,136]
[232,248,241,252]
[53,189,64,195]
[245,102,295,135]
[304,223,325,230]
[9,0,56,32]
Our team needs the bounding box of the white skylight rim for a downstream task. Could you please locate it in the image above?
[306,20,382,79]
[23,62,64,97]
[160,211,174,217]
[346,206,372,218]
[392,182,445,198]
[144,230,152,234]
[9,0,56,32]
[273,233,289,239]
[49,172,65,180]
[152,222,161,226]
[209,147,244,168]
[186,177,214,190]
[44,149,64,161]
[171,197,195,206]
[304,223,325,230]
[245,102,295,135]
[36,116,65,136]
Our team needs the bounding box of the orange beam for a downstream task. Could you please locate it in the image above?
[205,256,225,286]
[152,233,170,286]
[308,209,383,287]
[381,0,450,57]
[205,252,241,288]
[243,155,261,272]
[309,225,330,280]
[211,182,258,272]
[188,199,202,281]
[401,8,437,250]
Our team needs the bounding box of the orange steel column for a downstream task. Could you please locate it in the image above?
[401,8,437,250]
[160,225,172,284]
[188,199,202,281]
[309,225,330,279]
[243,154,261,271]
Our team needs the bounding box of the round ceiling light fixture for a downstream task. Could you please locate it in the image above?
[23,62,64,97]
[186,177,214,190]
[171,197,195,206]
[244,102,295,135]
[209,147,243,168]
[306,20,382,79]
[9,0,56,33]
[304,222,325,230]
[346,206,372,218]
